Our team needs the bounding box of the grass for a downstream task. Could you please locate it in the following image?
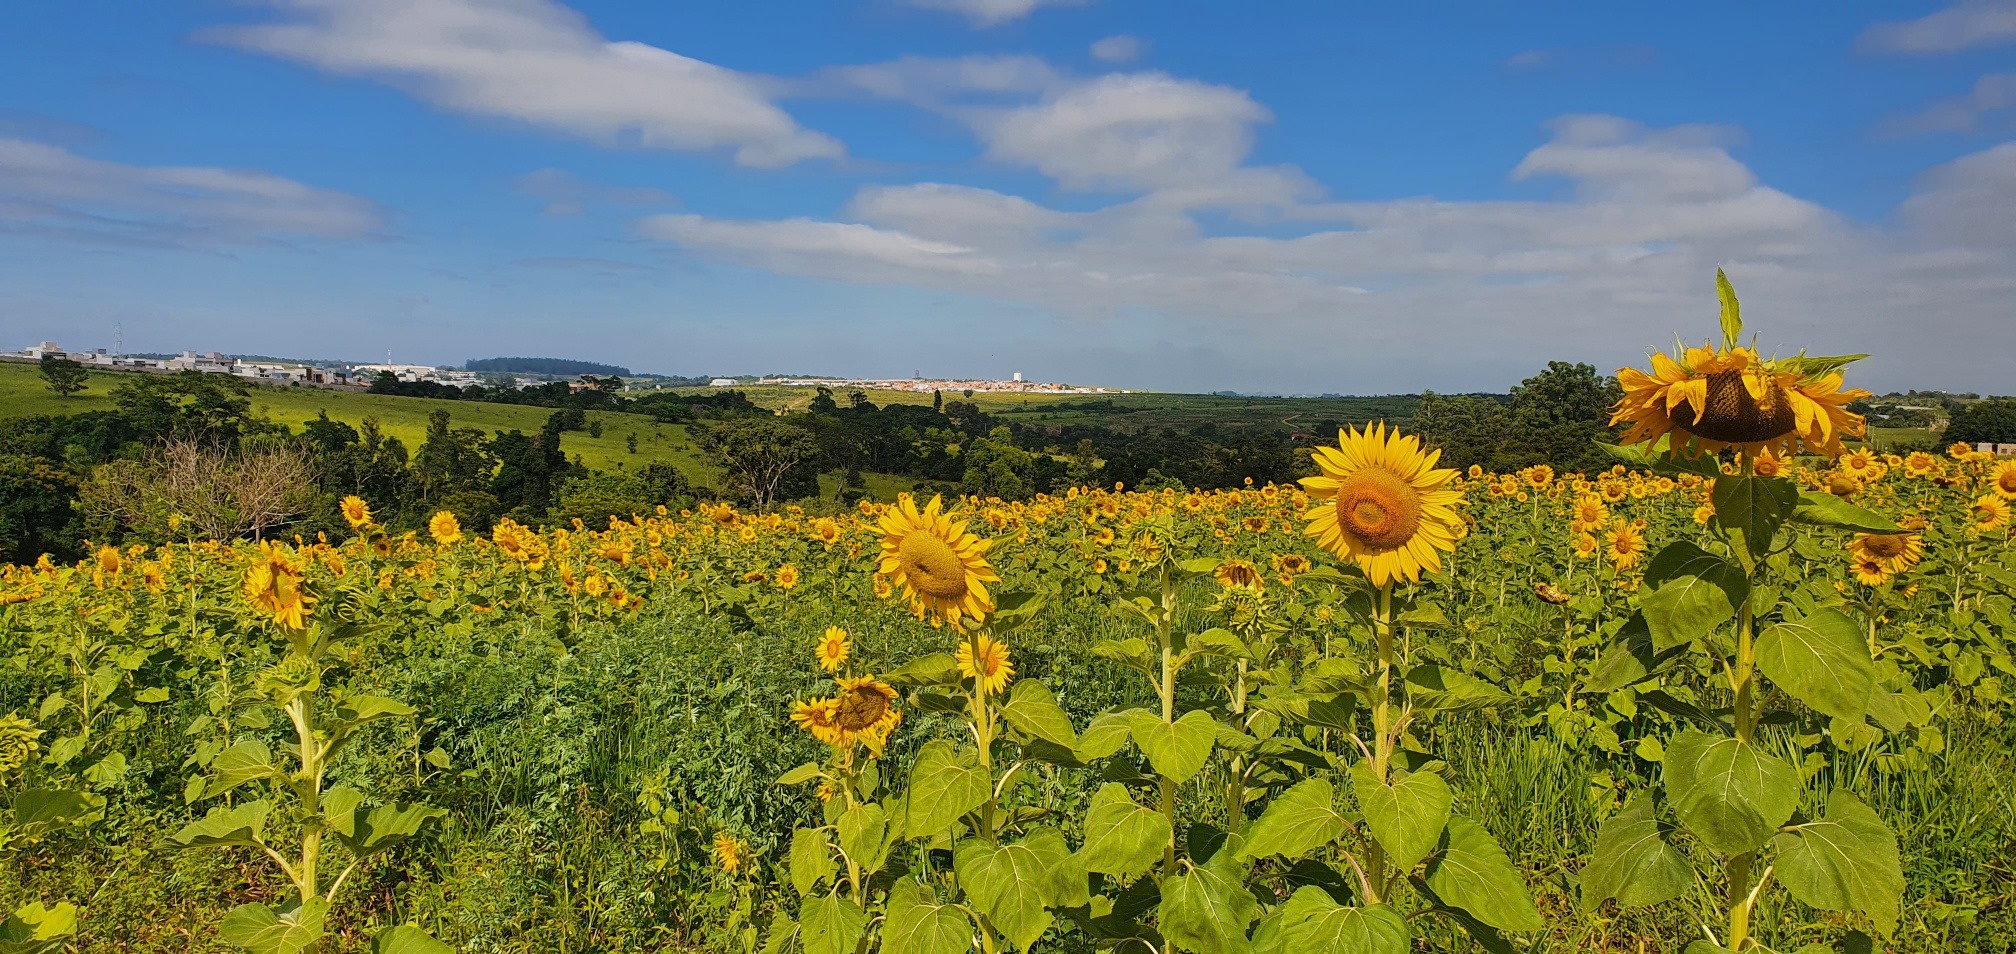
[1869,425,1939,450]
[0,361,715,480]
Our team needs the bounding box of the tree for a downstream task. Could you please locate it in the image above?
[412,410,496,503]
[0,454,80,563]
[110,371,255,444]
[78,437,315,542]
[699,418,818,508]
[39,356,88,398]
[1946,398,2016,445]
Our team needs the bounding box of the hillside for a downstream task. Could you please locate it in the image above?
[0,362,715,480]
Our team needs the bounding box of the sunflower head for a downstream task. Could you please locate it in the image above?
[832,675,902,743]
[429,511,462,545]
[1848,532,1923,573]
[1850,555,1894,587]
[1604,519,1647,571]
[776,564,800,590]
[711,832,748,875]
[876,495,999,624]
[340,495,374,530]
[243,545,313,631]
[815,626,851,673]
[956,633,1015,697]
[1992,460,2016,500]
[1612,271,1869,460]
[1971,495,2011,534]
[1214,558,1267,593]
[1298,424,1464,588]
[0,713,43,775]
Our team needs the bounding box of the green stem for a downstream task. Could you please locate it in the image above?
[1365,584,1395,902]
[1158,565,1179,877]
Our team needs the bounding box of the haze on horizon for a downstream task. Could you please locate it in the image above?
[3,0,2015,396]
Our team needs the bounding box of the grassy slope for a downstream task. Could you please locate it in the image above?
[0,362,716,480]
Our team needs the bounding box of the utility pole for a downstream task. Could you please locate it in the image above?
[114,322,123,355]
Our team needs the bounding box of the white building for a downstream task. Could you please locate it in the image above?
[709,377,739,387]
[350,363,479,386]
[167,351,233,373]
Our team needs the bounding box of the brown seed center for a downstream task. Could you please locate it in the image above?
[1682,370,1798,444]
[835,687,890,732]
[1334,468,1422,551]
[898,531,970,598]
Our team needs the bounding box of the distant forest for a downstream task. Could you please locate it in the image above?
[465,356,632,376]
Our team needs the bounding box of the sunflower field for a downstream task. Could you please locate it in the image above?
[4,279,2016,954]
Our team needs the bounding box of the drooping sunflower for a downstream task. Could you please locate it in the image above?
[815,626,851,673]
[340,495,374,530]
[832,675,902,741]
[1604,520,1647,571]
[956,633,1015,697]
[1215,558,1266,593]
[429,510,462,545]
[1847,532,1924,574]
[876,495,998,624]
[1991,460,2016,501]
[1298,424,1464,589]
[243,545,312,631]
[711,832,748,875]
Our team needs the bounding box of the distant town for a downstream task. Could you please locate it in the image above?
[2,340,1125,396]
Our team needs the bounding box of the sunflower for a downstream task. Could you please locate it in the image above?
[815,626,851,673]
[1849,555,1894,587]
[871,574,894,601]
[1840,448,1880,479]
[1903,452,1938,479]
[1827,472,1862,498]
[1847,533,1924,574]
[790,698,847,747]
[428,511,462,546]
[876,495,998,624]
[813,518,842,545]
[1972,495,2011,534]
[1523,465,1555,489]
[243,545,312,631]
[1570,496,1608,533]
[1604,520,1647,571]
[1694,504,1716,526]
[832,675,902,739]
[957,633,1015,697]
[711,832,748,875]
[1243,516,1271,533]
[1991,460,2016,501]
[340,495,374,530]
[0,713,43,775]
[776,564,800,591]
[1277,553,1312,576]
[1600,480,1629,504]
[1534,582,1570,606]
[1298,424,1464,588]
[1950,442,1974,460]
[1215,558,1266,593]
[1573,532,1600,560]
[1751,449,1786,478]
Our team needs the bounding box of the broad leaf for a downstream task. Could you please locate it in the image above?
[218,898,329,954]
[883,879,974,954]
[370,926,453,954]
[1075,711,1135,762]
[1255,888,1406,954]
[1077,782,1171,878]
[0,902,78,954]
[799,894,867,954]
[885,653,961,687]
[904,740,989,837]
[329,801,447,857]
[1663,730,1799,854]
[790,827,834,897]
[1001,680,1078,748]
[11,788,105,837]
[209,741,282,797]
[1129,710,1217,784]
[1588,614,1687,692]
[1774,791,1903,936]
[1790,492,1899,534]
[1159,851,1259,954]
[1640,543,1749,650]
[1580,795,1688,910]
[1237,777,1346,862]
[838,804,890,875]
[777,762,822,786]
[1422,816,1543,933]
[1756,610,1878,723]
[1404,666,1511,712]
[173,799,272,849]
[955,830,1069,950]
[1712,474,1798,562]
[1350,763,1452,874]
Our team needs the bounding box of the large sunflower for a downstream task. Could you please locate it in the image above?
[1298,424,1464,588]
[1992,460,2016,501]
[1847,532,1923,574]
[876,495,999,623]
[1613,344,1868,459]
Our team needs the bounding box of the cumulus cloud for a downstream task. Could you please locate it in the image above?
[899,0,1083,28]
[204,0,840,167]
[1858,0,2016,54]
[976,72,1276,191]
[1879,73,2016,136]
[1089,34,1148,63]
[631,115,2016,391]
[0,137,381,247]
[809,54,1064,107]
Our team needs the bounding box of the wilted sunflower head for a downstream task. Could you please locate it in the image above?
[1298,423,1464,589]
[0,713,43,775]
[1612,271,1868,460]
[832,675,901,739]
[876,495,999,624]
[1534,582,1571,606]
[1214,558,1266,593]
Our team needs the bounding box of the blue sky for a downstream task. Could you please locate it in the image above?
[3,0,2015,394]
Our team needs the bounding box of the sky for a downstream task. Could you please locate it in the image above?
[2,1,2015,395]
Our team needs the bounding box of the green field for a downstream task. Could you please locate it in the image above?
[0,361,715,480]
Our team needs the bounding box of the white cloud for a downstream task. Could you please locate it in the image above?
[811,54,1063,107]
[1858,0,2016,54]
[900,0,1083,28]
[632,116,2016,391]
[976,72,1276,191]
[205,0,840,167]
[0,137,381,247]
[1879,73,2016,136]
[1089,34,1148,64]
[638,213,1001,278]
